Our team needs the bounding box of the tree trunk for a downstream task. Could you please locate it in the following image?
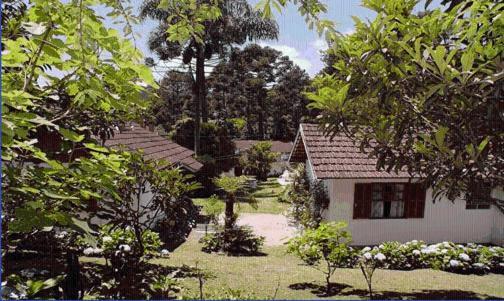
[196,45,208,123]
[193,44,206,155]
[224,197,235,230]
[63,251,80,299]
[258,97,265,139]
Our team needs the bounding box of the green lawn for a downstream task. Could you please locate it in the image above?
[193,177,290,215]
[148,234,504,299]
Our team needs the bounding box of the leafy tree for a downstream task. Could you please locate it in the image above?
[2,0,156,244]
[150,71,193,132]
[92,152,200,251]
[287,222,353,294]
[213,175,251,230]
[140,0,278,154]
[2,0,157,297]
[284,164,329,229]
[307,0,503,201]
[243,141,279,181]
[169,118,237,194]
[208,44,312,140]
[269,61,314,140]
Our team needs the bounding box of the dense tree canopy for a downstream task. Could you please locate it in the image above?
[140,0,278,154]
[308,0,503,200]
[208,44,314,141]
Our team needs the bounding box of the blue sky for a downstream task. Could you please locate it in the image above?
[128,0,438,77]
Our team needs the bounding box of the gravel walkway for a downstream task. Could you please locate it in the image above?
[236,213,298,246]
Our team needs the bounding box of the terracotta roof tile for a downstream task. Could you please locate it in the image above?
[289,123,410,179]
[104,123,203,172]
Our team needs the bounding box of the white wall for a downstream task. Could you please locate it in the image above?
[324,178,504,245]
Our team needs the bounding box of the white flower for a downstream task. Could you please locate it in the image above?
[83,247,95,256]
[374,253,386,261]
[459,253,470,262]
[55,231,68,239]
[449,260,460,267]
[161,249,169,255]
[119,244,131,252]
[9,292,19,299]
[378,244,384,249]
[473,263,486,269]
[93,248,103,254]
[499,263,504,267]
[441,249,448,254]
[411,240,418,244]
[102,236,113,243]
[125,226,132,231]
[363,252,372,260]
[362,247,371,253]
[412,250,421,256]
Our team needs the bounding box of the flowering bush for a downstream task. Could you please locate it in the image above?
[356,241,504,275]
[97,225,162,261]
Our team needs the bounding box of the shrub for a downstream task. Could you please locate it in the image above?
[356,241,504,275]
[287,222,354,293]
[200,226,265,255]
[358,247,388,299]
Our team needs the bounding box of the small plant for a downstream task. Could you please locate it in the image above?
[287,222,353,294]
[243,141,279,181]
[200,226,265,255]
[358,248,387,299]
[1,274,64,300]
[202,194,225,225]
[147,274,182,299]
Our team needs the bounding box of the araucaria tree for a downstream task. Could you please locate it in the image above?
[308,0,503,201]
[243,141,279,181]
[140,0,278,154]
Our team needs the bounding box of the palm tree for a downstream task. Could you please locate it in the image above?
[140,0,278,155]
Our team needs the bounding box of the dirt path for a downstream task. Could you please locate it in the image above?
[236,213,298,246]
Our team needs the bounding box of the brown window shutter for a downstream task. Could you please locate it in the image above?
[405,183,426,218]
[354,183,372,219]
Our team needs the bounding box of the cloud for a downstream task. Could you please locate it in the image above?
[259,42,313,73]
[342,28,355,36]
[310,38,328,52]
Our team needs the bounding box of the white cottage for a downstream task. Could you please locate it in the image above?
[289,124,504,246]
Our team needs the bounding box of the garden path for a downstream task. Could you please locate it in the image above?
[236,213,298,246]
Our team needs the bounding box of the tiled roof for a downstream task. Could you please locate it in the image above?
[289,124,410,179]
[104,123,203,172]
[234,140,293,153]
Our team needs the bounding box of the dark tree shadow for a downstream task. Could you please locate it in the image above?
[288,282,351,297]
[341,289,504,300]
[288,281,503,300]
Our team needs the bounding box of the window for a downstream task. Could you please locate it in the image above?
[371,183,405,218]
[354,182,426,219]
[466,184,491,210]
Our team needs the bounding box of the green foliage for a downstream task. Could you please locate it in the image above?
[2,274,64,300]
[146,274,182,299]
[98,225,162,260]
[2,0,156,242]
[309,0,504,200]
[287,222,353,292]
[202,195,225,225]
[200,226,265,256]
[209,44,314,141]
[284,164,328,228]
[243,141,279,181]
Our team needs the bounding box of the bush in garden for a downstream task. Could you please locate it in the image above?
[200,226,265,255]
[358,247,387,299]
[287,222,354,293]
[356,241,504,275]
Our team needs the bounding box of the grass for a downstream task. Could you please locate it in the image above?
[82,234,504,299]
[193,177,290,215]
